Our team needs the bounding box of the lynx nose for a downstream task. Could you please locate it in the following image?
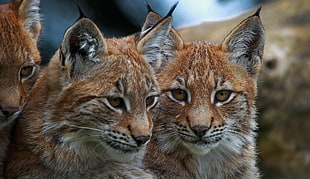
[1,107,20,118]
[192,125,209,137]
[134,135,150,146]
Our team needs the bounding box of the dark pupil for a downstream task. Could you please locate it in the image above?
[216,90,230,102]
[146,96,154,106]
[109,97,122,107]
[173,89,186,100]
[178,90,185,96]
[20,66,34,78]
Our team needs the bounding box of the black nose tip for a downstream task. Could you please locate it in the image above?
[1,107,20,118]
[134,135,150,146]
[191,125,209,137]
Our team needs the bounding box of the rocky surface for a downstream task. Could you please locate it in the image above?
[178,0,310,178]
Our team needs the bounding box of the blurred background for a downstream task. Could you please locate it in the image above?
[1,0,265,64]
[1,0,309,178]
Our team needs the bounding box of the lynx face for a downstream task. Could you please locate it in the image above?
[47,63,159,161]
[152,12,264,156]
[0,0,41,128]
[156,43,258,155]
[35,16,172,164]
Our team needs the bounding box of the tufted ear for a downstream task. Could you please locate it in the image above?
[138,2,183,72]
[137,15,172,72]
[222,8,265,77]
[60,17,107,79]
[141,2,162,33]
[13,0,41,40]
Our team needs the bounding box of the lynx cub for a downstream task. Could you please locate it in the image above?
[143,8,265,178]
[5,14,173,178]
[0,0,41,176]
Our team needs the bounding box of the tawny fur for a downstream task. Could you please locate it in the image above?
[4,16,174,178]
[0,0,41,177]
[143,10,265,179]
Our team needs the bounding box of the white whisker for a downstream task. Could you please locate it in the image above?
[65,124,104,133]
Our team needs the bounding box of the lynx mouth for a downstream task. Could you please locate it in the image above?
[0,110,21,129]
[180,136,223,154]
[105,140,141,154]
[180,135,223,147]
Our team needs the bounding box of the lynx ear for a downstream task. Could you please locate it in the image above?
[60,17,107,79]
[13,0,41,40]
[138,2,183,72]
[137,16,172,72]
[141,2,162,33]
[161,26,184,69]
[222,8,265,77]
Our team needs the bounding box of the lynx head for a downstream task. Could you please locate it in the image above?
[0,0,41,128]
[40,16,172,163]
[152,9,265,155]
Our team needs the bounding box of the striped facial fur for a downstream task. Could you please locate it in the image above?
[144,8,264,179]
[44,63,159,162]
[156,42,258,155]
[6,15,173,178]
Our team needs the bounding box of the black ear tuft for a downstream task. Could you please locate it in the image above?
[144,1,154,13]
[166,1,179,17]
[77,4,87,19]
[251,6,262,17]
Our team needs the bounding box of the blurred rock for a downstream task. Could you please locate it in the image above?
[178,0,310,178]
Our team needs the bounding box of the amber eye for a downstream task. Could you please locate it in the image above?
[171,89,187,101]
[20,65,34,79]
[215,90,232,102]
[145,95,158,109]
[107,97,125,108]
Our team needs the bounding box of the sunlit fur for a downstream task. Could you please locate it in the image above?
[143,11,265,179]
[0,0,41,176]
[5,17,172,178]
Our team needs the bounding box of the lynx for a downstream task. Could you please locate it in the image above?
[0,0,41,176]
[143,8,265,179]
[5,12,174,178]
